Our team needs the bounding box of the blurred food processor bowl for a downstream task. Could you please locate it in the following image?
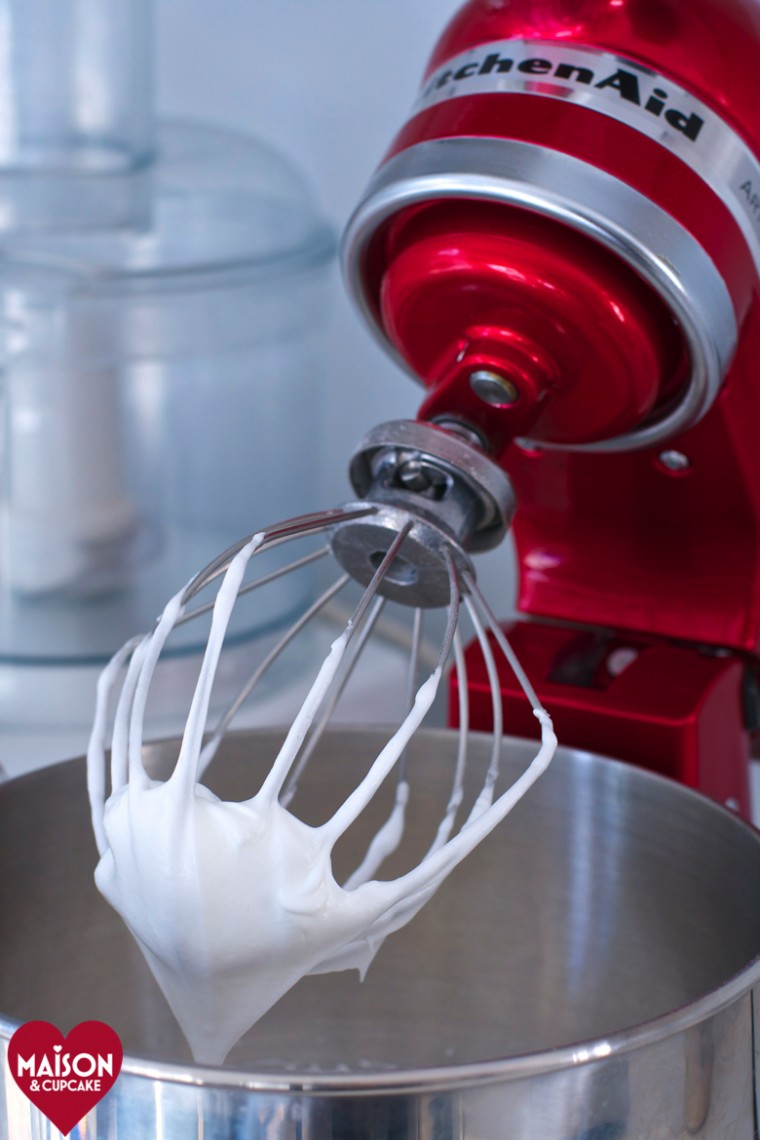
[0,0,336,735]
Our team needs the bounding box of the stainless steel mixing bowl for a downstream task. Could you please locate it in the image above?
[1,728,759,1138]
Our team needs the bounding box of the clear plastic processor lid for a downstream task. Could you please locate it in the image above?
[0,121,335,287]
[0,0,336,729]
[0,127,336,676]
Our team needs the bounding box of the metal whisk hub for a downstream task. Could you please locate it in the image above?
[330,420,516,608]
[331,504,474,608]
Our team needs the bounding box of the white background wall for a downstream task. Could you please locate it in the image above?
[155,0,515,604]
[156,0,460,506]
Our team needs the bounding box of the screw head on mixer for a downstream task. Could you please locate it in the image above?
[657,449,692,473]
[469,370,521,408]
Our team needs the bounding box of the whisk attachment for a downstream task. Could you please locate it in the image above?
[86,419,555,1065]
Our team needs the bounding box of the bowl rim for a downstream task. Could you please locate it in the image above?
[3,725,760,1096]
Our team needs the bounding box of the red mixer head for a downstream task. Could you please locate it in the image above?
[342,0,760,813]
[343,0,760,647]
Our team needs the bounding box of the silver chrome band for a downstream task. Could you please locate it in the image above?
[342,137,738,453]
[413,39,760,276]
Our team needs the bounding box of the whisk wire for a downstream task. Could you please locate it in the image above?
[200,570,352,779]
[126,589,190,790]
[172,534,267,793]
[462,592,504,824]
[87,633,142,855]
[463,570,543,710]
[350,705,556,919]
[279,593,387,809]
[340,604,427,888]
[322,548,461,847]
[424,627,470,858]
[257,521,415,807]
[175,544,332,632]
[397,606,424,785]
[340,555,556,906]
[180,508,375,607]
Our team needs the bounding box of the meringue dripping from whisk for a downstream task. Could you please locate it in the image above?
[87,420,555,1065]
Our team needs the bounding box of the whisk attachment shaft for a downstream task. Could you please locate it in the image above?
[331,420,516,607]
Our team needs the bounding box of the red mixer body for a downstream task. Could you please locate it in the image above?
[344,0,760,815]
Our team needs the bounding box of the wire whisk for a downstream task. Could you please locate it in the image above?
[86,421,557,1064]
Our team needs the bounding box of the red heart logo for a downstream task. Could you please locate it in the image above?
[8,1021,123,1136]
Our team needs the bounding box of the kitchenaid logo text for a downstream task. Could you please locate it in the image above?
[416,40,706,142]
[411,38,760,279]
[740,179,760,220]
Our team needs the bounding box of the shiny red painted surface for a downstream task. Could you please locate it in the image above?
[358,0,760,799]
[428,0,760,155]
[380,95,756,319]
[450,620,752,817]
[506,308,760,654]
[378,201,688,449]
[360,0,760,652]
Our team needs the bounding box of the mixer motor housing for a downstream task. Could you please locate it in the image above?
[344,0,760,816]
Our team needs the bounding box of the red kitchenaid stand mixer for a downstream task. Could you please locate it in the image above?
[343,0,760,818]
